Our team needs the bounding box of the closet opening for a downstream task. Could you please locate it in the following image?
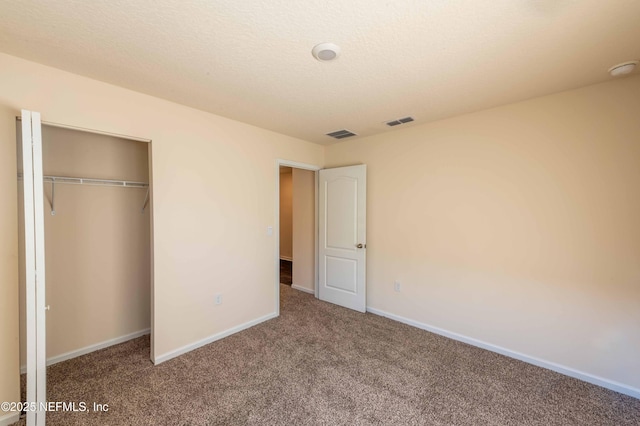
[17,119,153,416]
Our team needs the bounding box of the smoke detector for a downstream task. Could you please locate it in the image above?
[312,43,341,61]
[609,61,638,77]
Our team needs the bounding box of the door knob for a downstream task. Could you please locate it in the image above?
[356,243,364,249]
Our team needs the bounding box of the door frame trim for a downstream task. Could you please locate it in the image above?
[275,160,321,315]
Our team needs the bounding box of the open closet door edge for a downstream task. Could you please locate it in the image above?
[21,109,47,426]
[21,110,37,426]
[31,111,47,426]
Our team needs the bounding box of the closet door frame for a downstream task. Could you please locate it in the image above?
[19,111,154,425]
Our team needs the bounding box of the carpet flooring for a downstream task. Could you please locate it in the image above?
[15,284,640,425]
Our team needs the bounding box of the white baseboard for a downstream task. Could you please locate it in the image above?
[20,328,150,374]
[366,307,640,400]
[0,411,21,426]
[291,284,314,294]
[280,256,293,262]
[153,312,278,365]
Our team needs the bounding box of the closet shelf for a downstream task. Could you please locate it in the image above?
[18,173,150,215]
[18,173,148,188]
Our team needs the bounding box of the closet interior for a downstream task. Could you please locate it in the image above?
[17,123,151,387]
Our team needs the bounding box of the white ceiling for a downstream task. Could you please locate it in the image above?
[1,0,639,145]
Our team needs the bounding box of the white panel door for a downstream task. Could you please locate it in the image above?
[21,110,47,426]
[318,165,366,312]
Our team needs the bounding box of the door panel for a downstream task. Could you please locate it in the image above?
[21,110,37,426]
[326,176,358,250]
[325,256,357,293]
[21,110,47,426]
[318,165,366,312]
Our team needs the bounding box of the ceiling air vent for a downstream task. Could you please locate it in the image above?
[326,129,357,139]
[386,116,414,127]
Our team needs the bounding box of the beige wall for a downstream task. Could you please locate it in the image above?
[0,52,324,414]
[17,125,150,366]
[279,169,293,260]
[292,168,315,292]
[325,75,640,391]
[0,95,19,419]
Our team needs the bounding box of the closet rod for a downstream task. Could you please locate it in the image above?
[18,173,150,215]
[18,173,148,188]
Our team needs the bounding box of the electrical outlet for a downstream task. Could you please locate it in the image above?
[215,294,223,305]
[394,281,401,292]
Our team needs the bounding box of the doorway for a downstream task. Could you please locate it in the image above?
[275,160,319,314]
[279,167,293,286]
[275,161,368,314]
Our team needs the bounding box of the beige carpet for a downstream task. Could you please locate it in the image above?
[16,284,640,425]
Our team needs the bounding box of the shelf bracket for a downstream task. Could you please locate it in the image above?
[50,178,56,216]
[142,187,150,213]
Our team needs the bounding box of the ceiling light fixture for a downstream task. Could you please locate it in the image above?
[312,43,341,62]
[608,61,638,77]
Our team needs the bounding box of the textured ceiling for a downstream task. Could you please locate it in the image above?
[1,0,639,145]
